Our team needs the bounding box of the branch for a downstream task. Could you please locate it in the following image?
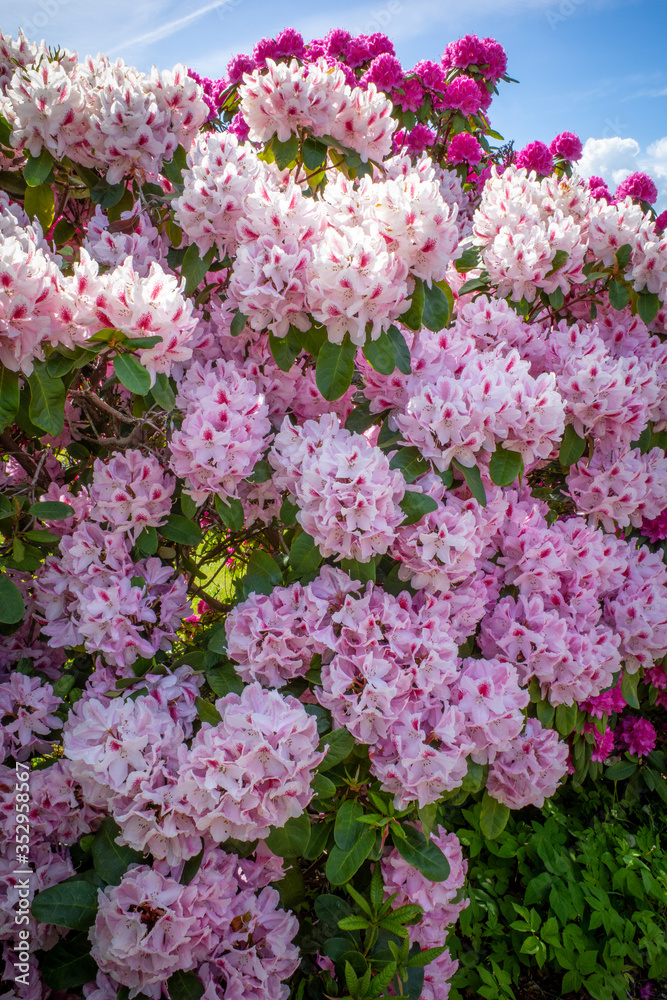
[0,432,52,489]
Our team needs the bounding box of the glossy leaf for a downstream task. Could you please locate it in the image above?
[29,501,74,520]
[92,818,143,885]
[27,361,66,436]
[0,574,25,623]
[113,354,151,395]
[480,792,510,840]
[392,824,451,880]
[160,513,203,546]
[363,331,396,375]
[0,364,19,432]
[31,879,98,930]
[316,335,356,401]
[559,424,586,466]
[489,446,524,487]
[265,812,311,857]
[399,491,439,525]
[452,459,487,507]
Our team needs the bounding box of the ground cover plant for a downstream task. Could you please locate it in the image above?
[0,21,666,1000]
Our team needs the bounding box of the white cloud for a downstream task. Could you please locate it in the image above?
[579,136,667,211]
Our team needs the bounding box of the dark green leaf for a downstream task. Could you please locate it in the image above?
[489,445,524,487]
[389,447,430,483]
[273,134,299,170]
[92,817,143,885]
[452,459,487,506]
[455,246,482,273]
[99,182,126,210]
[299,323,327,357]
[422,280,452,332]
[27,361,65,436]
[181,843,205,885]
[326,829,376,885]
[637,292,660,325]
[40,932,97,990]
[24,181,55,230]
[555,703,578,736]
[113,354,151,395]
[182,244,215,296]
[150,372,176,410]
[399,491,438,525]
[0,364,19,432]
[615,244,633,270]
[214,495,244,531]
[559,424,586,466]
[549,287,564,310]
[24,148,54,187]
[242,549,283,596]
[31,880,98,930]
[162,145,188,185]
[334,800,365,850]
[459,276,490,296]
[52,218,76,246]
[340,557,376,583]
[312,773,336,798]
[265,812,311,857]
[29,501,73,520]
[386,325,411,375]
[363,331,396,375]
[160,513,203,546]
[318,728,355,771]
[207,662,244,697]
[605,760,638,781]
[125,335,162,349]
[166,970,204,1000]
[545,249,569,276]
[621,670,640,709]
[399,278,425,331]
[392,824,451,881]
[0,115,11,147]
[609,280,630,311]
[136,526,158,555]
[302,137,328,170]
[316,335,356,401]
[479,791,510,839]
[345,400,381,435]
[289,532,322,574]
[269,331,299,372]
[0,574,25,623]
[195,696,221,725]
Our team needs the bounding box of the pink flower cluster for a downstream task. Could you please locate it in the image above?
[90,449,175,539]
[487,718,569,808]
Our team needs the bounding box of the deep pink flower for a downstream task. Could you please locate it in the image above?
[412,60,447,93]
[655,210,667,234]
[392,77,425,111]
[392,124,435,157]
[642,508,667,541]
[549,131,583,162]
[441,76,483,115]
[361,53,404,92]
[225,53,255,86]
[615,715,657,757]
[447,132,483,165]
[515,141,554,176]
[615,171,658,205]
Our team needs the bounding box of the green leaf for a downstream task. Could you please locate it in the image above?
[29,500,74,520]
[161,144,188,185]
[637,292,660,325]
[92,817,143,885]
[242,549,283,597]
[392,825,451,881]
[339,914,370,931]
[180,843,204,885]
[31,880,98,930]
[27,361,65,436]
[150,372,176,410]
[422,281,452,332]
[399,278,425,331]
[545,249,569,276]
[289,531,322,574]
[559,424,586,466]
[455,246,481,273]
[549,287,565,310]
[136,526,158,555]
[363,331,396,375]
[326,829,376,885]
[24,181,55,230]
[298,323,327,357]
[615,244,633,270]
[318,728,355,771]
[312,773,336,798]
[206,662,244,697]
[316,335,356,401]
[555,703,578,736]
[608,280,630,311]
[621,670,640,709]
[272,134,299,169]
[408,945,448,968]
[302,137,328,170]
[452,459,487,507]
[340,557,376,584]
[0,364,19,432]
[214,495,244,532]
[182,244,215,296]
[166,970,204,1000]
[269,331,300,372]
[0,114,11,147]
[335,800,365,851]
[489,445,524,487]
[195,696,221,726]
[389,446,430,483]
[40,932,97,990]
[386,325,411,375]
[605,760,638,781]
[24,528,60,544]
[160,513,203,546]
[0,574,25,623]
[459,275,490,296]
[479,791,510,840]
[113,354,151,395]
[265,812,311,857]
[399,491,438,525]
[248,458,272,483]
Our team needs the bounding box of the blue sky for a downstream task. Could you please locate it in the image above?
[2,0,666,207]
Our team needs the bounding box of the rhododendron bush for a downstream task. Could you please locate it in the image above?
[0,21,666,1000]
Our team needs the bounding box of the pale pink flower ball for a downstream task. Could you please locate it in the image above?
[90,449,175,539]
[487,718,569,809]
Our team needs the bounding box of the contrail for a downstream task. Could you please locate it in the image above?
[113,0,236,53]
